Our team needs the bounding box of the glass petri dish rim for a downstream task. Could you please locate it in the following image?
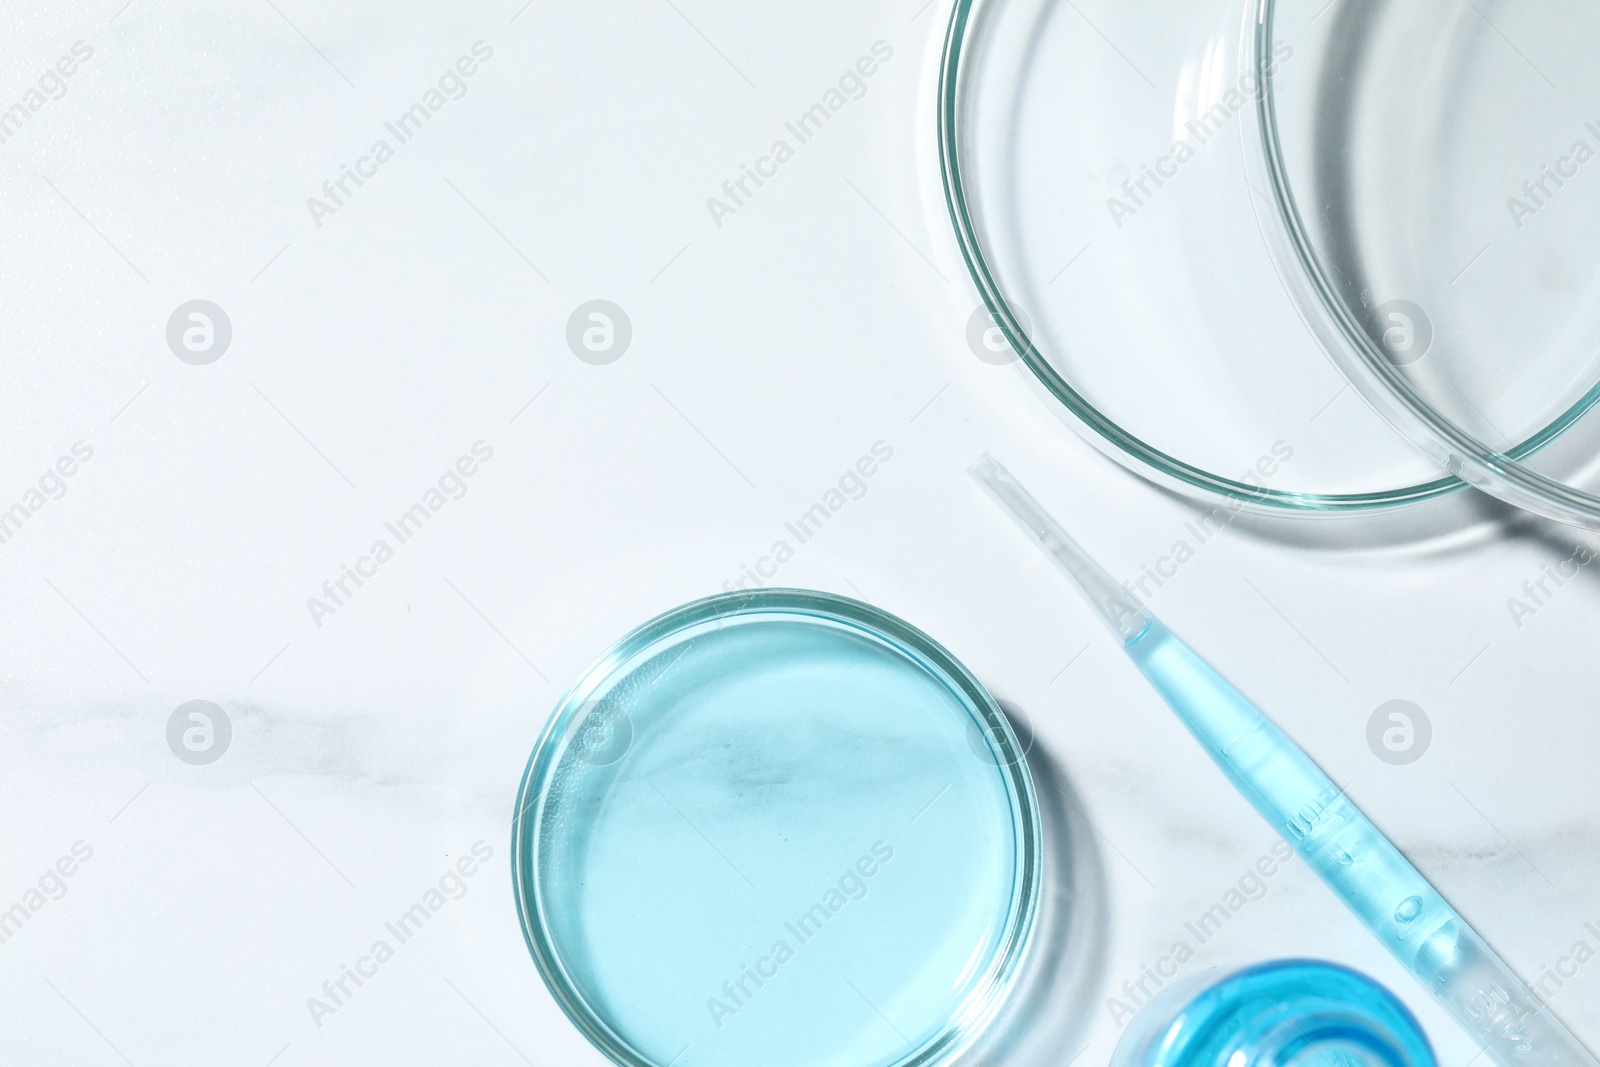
[937,0,1588,514]
[510,588,1043,1067]
[1251,0,1600,529]
[1109,959,1437,1067]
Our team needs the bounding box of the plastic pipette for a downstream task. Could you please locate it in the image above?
[970,454,1597,1067]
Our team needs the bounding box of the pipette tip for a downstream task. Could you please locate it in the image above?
[968,454,1151,643]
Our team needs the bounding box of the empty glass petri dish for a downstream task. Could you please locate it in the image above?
[1254,0,1600,528]
[941,0,1600,521]
[512,590,1040,1067]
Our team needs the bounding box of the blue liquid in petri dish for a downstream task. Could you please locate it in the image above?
[513,591,1039,1067]
[1110,960,1437,1067]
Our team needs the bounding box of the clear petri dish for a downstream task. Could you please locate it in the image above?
[512,590,1040,1067]
[1253,0,1600,528]
[940,0,1600,518]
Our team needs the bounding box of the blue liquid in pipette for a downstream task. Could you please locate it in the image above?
[1124,619,1593,1066]
[968,453,1599,1067]
[1125,620,1462,956]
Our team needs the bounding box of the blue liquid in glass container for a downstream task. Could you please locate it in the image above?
[513,591,1039,1067]
[1110,960,1437,1067]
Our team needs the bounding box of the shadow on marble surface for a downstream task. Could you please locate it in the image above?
[965,700,1109,1066]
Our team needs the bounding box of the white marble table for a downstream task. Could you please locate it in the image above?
[2,1,1595,1064]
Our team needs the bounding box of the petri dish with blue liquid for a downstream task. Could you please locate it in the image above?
[1110,960,1437,1067]
[512,590,1040,1067]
